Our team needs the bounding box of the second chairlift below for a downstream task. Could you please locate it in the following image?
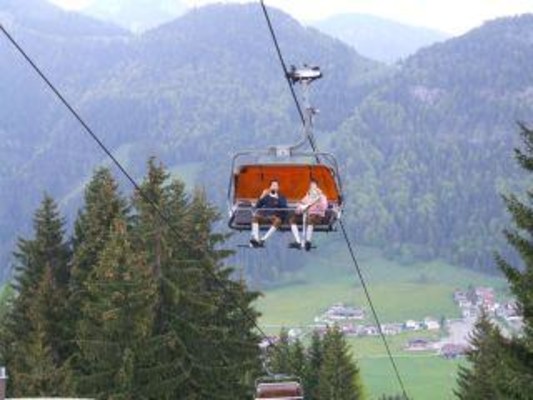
[227,65,343,250]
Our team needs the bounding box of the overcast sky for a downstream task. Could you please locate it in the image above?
[50,0,533,34]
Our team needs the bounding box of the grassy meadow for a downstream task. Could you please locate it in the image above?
[255,238,506,399]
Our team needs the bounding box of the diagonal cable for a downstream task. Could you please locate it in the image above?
[258,3,410,396]
[0,23,274,350]
[339,219,409,399]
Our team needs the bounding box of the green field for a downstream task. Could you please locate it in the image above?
[255,240,506,399]
[358,355,462,400]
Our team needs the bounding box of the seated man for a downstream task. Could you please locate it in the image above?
[250,179,287,247]
[289,179,328,251]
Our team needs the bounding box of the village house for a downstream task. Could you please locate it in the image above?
[404,319,421,331]
[381,323,403,336]
[440,343,468,359]
[405,338,432,351]
[323,303,365,321]
[361,325,379,336]
[422,318,440,331]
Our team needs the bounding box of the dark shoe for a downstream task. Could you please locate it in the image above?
[305,241,312,251]
[250,238,260,248]
[289,241,302,249]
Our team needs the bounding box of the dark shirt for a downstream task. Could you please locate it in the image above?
[256,193,288,219]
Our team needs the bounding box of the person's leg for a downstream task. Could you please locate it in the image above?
[289,214,301,245]
[305,215,321,250]
[251,216,260,240]
[250,215,264,247]
[262,216,281,241]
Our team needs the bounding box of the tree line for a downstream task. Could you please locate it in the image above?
[0,158,261,398]
[455,124,533,398]
[0,157,364,399]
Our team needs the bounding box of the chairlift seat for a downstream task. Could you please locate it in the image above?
[228,163,342,232]
[255,381,304,399]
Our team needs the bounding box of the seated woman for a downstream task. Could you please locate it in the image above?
[289,179,328,251]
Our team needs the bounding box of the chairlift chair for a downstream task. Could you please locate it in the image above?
[254,377,304,400]
[227,65,343,233]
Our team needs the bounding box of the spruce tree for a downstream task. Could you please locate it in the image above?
[319,326,364,400]
[71,167,129,288]
[9,266,74,397]
[290,339,307,383]
[305,330,324,400]
[75,218,156,399]
[132,161,260,398]
[494,124,533,398]
[68,168,129,363]
[455,313,508,399]
[1,196,72,395]
[456,124,533,398]
[270,329,292,374]
[171,189,260,398]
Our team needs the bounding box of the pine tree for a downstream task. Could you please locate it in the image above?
[71,168,129,288]
[456,124,533,399]
[75,218,156,399]
[305,330,324,400]
[9,266,74,397]
[67,168,129,365]
[1,196,72,396]
[270,329,292,374]
[455,313,508,399]
[170,189,260,398]
[290,339,307,383]
[132,162,260,398]
[498,124,533,341]
[319,326,364,400]
[494,124,533,398]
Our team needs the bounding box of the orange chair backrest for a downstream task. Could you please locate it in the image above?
[234,164,340,203]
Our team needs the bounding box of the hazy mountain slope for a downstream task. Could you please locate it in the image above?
[334,14,533,270]
[81,0,188,32]
[0,0,126,36]
[0,2,382,280]
[2,2,532,280]
[0,0,132,278]
[311,13,449,63]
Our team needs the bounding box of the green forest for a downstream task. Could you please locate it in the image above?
[0,159,368,398]
[1,2,532,281]
[1,1,533,398]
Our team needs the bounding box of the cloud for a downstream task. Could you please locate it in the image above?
[49,0,93,11]
[54,0,533,34]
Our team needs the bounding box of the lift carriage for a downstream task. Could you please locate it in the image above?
[254,377,304,400]
[227,66,343,233]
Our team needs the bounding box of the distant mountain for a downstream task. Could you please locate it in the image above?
[311,13,449,63]
[1,0,533,280]
[333,14,533,269]
[81,0,188,32]
[0,0,131,279]
[0,2,381,280]
[0,0,126,36]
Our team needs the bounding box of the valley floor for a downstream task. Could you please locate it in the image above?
[255,240,507,399]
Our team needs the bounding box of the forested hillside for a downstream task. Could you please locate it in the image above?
[0,1,382,281]
[0,0,132,279]
[334,15,533,270]
[0,0,532,279]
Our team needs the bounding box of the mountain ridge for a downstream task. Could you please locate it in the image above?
[0,4,532,278]
[311,13,449,63]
